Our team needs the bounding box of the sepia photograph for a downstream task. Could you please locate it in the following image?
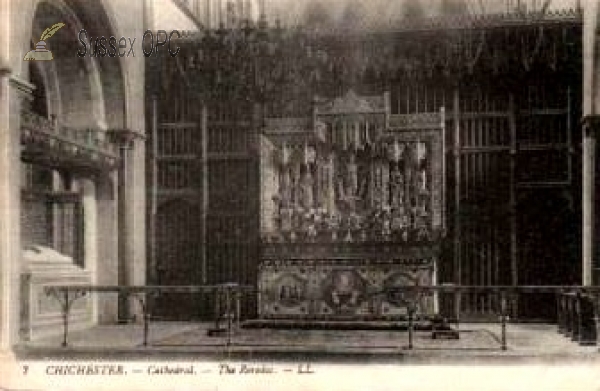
[1,0,600,390]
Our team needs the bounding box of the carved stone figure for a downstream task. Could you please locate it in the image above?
[279,168,292,207]
[346,153,358,199]
[298,164,314,210]
[390,164,405,208]
[418,168,428,194]
[331,271,361,307]
[325,153,336,214]
[391,206,410,231]
[381,210,392,239]
[280,207,293,232]
[370,159,388,208]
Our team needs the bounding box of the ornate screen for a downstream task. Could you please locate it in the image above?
[259,90,444,321]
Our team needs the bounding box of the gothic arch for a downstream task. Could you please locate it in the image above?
[25,0,127,131]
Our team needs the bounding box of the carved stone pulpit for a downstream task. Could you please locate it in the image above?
[259,90,445,321]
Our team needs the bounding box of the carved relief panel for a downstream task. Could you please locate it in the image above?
[258,259,436,319]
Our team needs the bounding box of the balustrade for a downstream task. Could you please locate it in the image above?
[20,110,120,172]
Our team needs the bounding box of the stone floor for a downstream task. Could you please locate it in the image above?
[14,321,599,363]
[4,323,600,391]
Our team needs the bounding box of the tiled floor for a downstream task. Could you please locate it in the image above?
[15,321,599,362]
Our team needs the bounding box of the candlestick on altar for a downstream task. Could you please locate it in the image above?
[327,152,335,214]
[342,122,347,150]
[390,139,401,162]
[282,141,290,165]
[304,141,309,165]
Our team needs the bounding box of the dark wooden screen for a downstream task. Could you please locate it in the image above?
[148,54,261,320]
[205,101,260,319]
[391,74,580,320]
[447,78,580,320]
[452,85,513,319]
[148,67,206,320]
[154,199,202,318]
[514,77,581,320]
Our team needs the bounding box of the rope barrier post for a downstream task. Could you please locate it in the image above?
[500,290,508,351]
[454,288,461,331]
[45,287,87,348]
[565,292,573,337]
[198,288,210,319]
[573,292,582,342]
[44,286,88,347]
[407,301,415,350]
[61,289,70,347]
[141,294,149,347]
[142,291,151,347]
[593,292,600,351]
[226,285,232,346]
[578,291,597,346]
[557,291,565,334]
[235,288,241,331]
[214,287,221,331]
[130,290,151,347]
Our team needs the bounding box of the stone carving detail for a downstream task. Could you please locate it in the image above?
[273,273,308,308]
[323,270,367,311]
[384,270,430,308]
[258,91,443,321]
[258,259,435,319]
[261,91,440,244]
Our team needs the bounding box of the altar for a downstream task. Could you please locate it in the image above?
[258,90,445,321]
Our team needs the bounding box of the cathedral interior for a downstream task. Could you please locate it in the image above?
[3,0,600,354]
[146,0,590,324]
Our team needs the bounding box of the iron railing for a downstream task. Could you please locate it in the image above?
[43,284,600,350]
[44,283,253,347]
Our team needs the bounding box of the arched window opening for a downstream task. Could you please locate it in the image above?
[21,56,84,267]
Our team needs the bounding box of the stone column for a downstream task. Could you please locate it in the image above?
[126,131,146,321]
[582,0,600,342]
[95,171,119,324]
[582,0,600,286]
[117,138,131,322]
[110,5,147,321]
[80,179,98,322]
[582,116,599,286]
[0,70,32,351]
[109,129,146,323]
